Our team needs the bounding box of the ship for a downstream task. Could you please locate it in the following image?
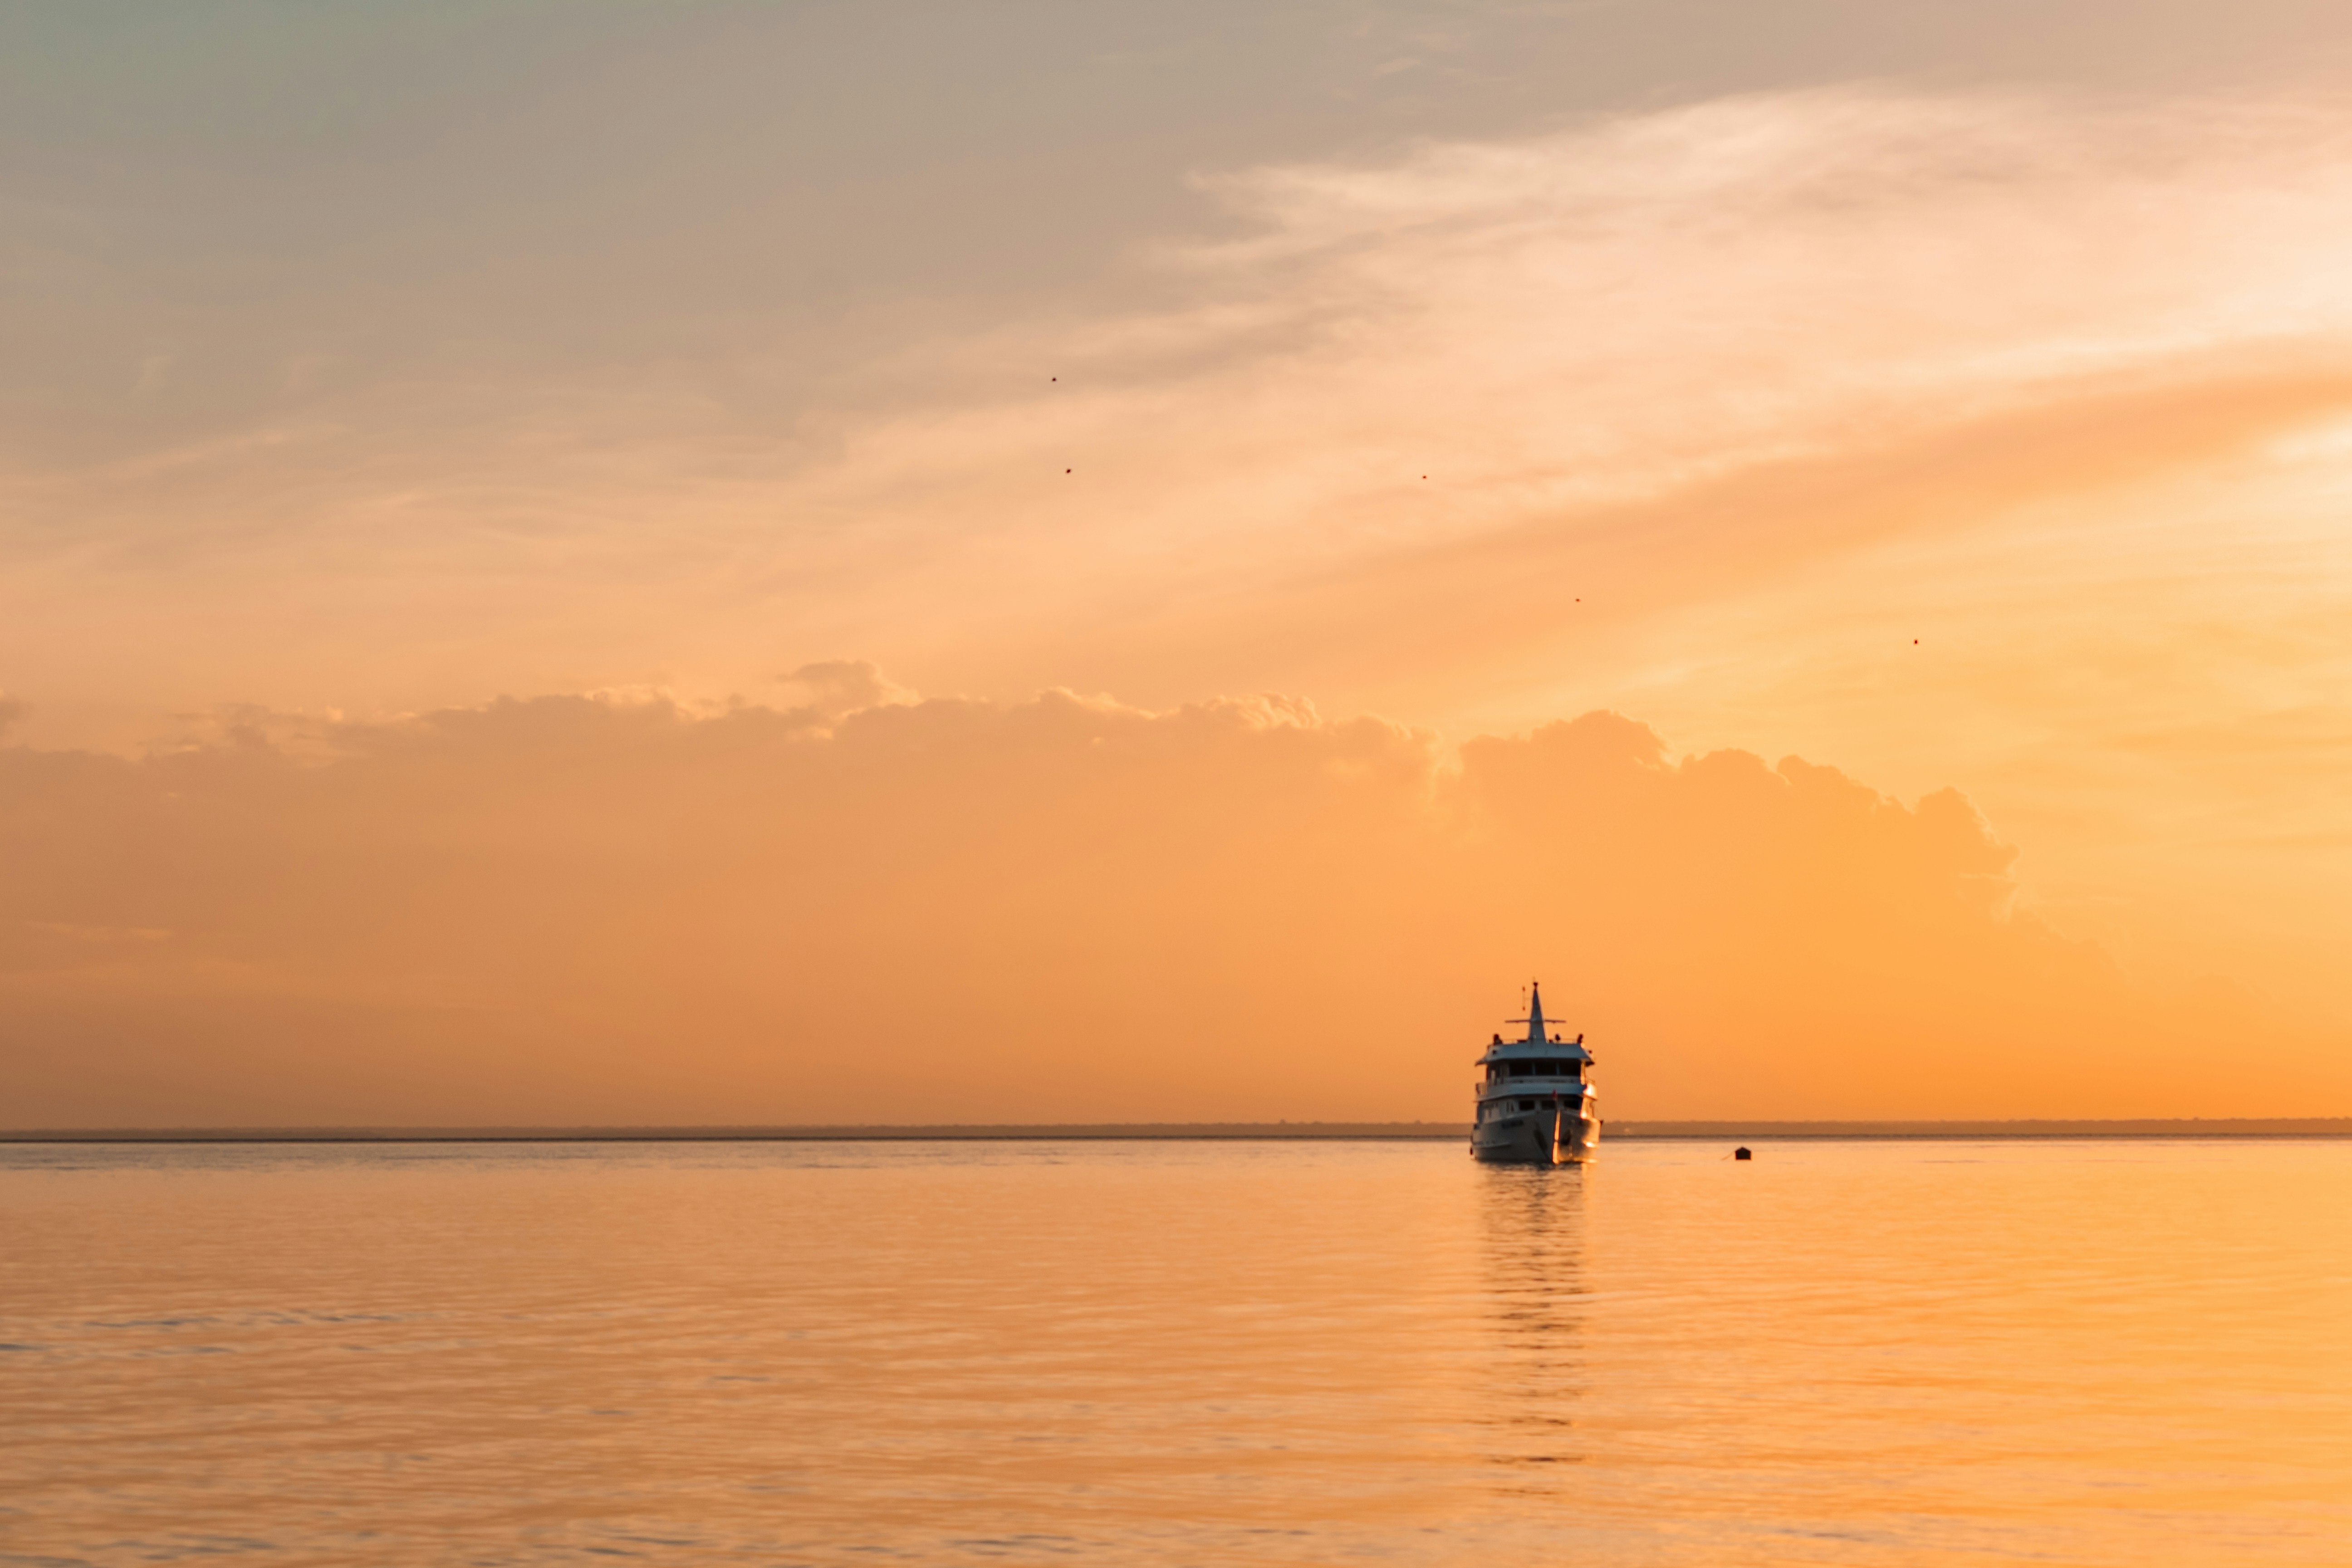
[1469,981,1597,1165]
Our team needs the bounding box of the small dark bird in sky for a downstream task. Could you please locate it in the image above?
[1065,468,1072,473]
[1913,638,1919,644]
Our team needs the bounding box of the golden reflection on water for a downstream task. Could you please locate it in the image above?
[1476,1165,1588,1486]
[1,1139,2347,1566]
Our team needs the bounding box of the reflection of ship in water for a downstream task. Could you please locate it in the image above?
[1474,1145,1589,1483]
[1469,981,1597,1165]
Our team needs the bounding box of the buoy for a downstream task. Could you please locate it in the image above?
[1733,1146,1752,1161]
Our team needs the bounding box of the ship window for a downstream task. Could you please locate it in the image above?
[1518,1099,1536,1112]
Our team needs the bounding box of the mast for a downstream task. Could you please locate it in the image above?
[1505,980,1550,1044]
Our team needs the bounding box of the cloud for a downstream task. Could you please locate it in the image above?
[778,659,916,719]
[810,89,2352,610]
[1,685,2335,1129]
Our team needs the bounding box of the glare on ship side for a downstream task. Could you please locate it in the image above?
[1469,981,1597,1165]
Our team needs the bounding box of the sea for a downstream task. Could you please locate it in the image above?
[2,1137,2346,1566]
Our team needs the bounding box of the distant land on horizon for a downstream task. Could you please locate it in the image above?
[6,1120,2350,1142]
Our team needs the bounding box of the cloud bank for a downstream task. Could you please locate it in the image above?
[4,681,2333,1128]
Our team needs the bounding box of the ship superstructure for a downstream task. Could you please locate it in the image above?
[1469,982,1597,1165]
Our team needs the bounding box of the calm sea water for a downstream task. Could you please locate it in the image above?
[2,1139,2346,1566]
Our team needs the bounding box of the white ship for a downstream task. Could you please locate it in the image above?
[1469,982,1597,1165]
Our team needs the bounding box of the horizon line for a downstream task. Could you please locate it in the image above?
[5,1117,2351,1144]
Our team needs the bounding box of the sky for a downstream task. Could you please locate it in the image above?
[4,0,2351,1125]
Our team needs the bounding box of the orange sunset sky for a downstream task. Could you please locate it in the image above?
[5,1,2352,1126]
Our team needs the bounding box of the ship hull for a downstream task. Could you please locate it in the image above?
[1470,1104,1597,1165]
